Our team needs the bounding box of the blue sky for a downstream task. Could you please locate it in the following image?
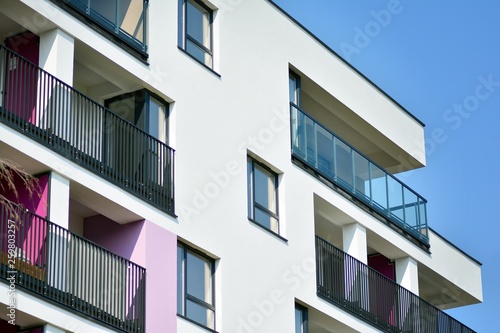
[273,0,499,331]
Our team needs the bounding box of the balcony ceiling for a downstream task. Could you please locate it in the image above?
[0,14,22,42]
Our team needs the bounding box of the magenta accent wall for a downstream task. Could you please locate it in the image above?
[0,173,49,218]
[368,253,396,281]
[0,319,18,332]
[84,215,177,333]
[5,31,40,123]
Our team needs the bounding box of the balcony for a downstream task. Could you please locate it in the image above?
[0,198,146,333]
[0,46,175,215]
[49,0,148,59]
[316,236,475,333]
[291,104,428,245]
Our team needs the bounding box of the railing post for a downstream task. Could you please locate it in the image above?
[0,48,5,109]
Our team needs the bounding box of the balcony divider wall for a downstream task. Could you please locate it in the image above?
[0,46,175,215]
[291,103,428,245]
[0,198,146,333]
[316,236,475,333]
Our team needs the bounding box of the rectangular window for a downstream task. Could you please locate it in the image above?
[289,71,301,106]
[180,0,213,67]
[295,304,309,333]
[247,157,279,234]
[178,243,216,330]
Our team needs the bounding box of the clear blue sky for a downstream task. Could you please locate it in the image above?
[273,0,499,331]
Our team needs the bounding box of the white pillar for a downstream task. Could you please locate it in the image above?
[48,171,70,229]
[38,29,75,137]
[342,223,367,264]
[396,257,420,295]
[39,28,74,85]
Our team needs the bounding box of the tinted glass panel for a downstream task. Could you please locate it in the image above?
[107,96,135,124]
[118,0,145,42]
[91,0,116,23]
[353,150,370,199]
[371,164,387,211]
[186,39,212,66]
[254,164,276,213]
[387,176,404,222]
[317,126,334,177]
[177,246,184,313]
[186,0,211,48]
[291,106,306,158]
[186,299,215,329]
[186,251,212,304]
[335,138,353,189]
[255,207,279,233]
[149,96,167,142]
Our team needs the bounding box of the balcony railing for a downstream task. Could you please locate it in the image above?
[0,198,146,333]
[291,104,428,244]
[50,0,148,57]
[316,237,475,333]
[0,46,174,215]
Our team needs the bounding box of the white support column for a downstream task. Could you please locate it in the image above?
[342,223,367,264]
[39,29,75,138]
[48,171,70,229]
[47,171,70,292]
[39,28,74,85]
[44,324,65,333]
[396,257,420,295]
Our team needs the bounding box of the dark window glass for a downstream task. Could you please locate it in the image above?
[247,157,279,233]
[295,304,309,333]
[181,0,213,67]
[178,243,215,330]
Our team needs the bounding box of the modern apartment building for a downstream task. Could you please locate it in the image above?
[0,0,482,332]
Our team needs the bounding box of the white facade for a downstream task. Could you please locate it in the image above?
[0,0,482,332]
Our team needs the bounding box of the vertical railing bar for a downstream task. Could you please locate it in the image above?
[315,235,472,333]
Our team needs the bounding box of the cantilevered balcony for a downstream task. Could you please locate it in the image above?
[291,104,428,245]
[316,237,474,333]
[0,46,175,215]
[0,198,145,333]
[50,0,148,58]
[316,237,475,333]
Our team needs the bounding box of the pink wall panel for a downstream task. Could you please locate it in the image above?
[83,216,177,332]
[368,253,396,281]
[5,31,40,122]
[144,221,177,333]
[0,172,49,218]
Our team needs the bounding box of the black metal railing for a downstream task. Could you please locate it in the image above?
[291,104,428,244]
[50,0,148,57]
[0,198,146,333]
[0,46,174,214]
[315,237,475,333]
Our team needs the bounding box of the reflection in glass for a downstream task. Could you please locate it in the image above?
[247,158,279,233]
[289,93,429,242]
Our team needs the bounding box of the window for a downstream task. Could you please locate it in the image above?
[177,243,216,330]
[295,304,309,333]
[180,0,213,67]
[289,71,301,106]
[105,89,169,144]
[247,157,279,234]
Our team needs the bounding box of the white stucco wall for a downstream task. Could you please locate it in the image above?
[0,0,481,332]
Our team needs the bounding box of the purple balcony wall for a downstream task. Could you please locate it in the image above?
[0,173,49,267]
[0,172,49,218]
[84,215,177,333]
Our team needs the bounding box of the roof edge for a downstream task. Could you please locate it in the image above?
[430,227,483,266]
[266,0,426,127]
